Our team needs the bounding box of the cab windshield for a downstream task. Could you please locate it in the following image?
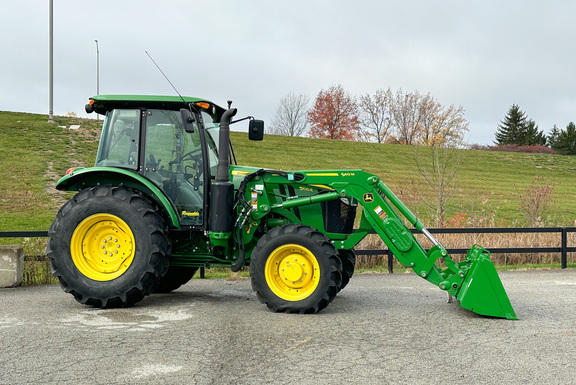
[95,109,140,169]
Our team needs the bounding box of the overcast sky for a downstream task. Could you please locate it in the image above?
[1,0,574,144]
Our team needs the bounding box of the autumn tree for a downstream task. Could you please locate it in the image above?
[418,102,468,147]
[308,85,359,140]
[269,92,310,136]
[357,88,394,143]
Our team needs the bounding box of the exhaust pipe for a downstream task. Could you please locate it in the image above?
[209,108,237,233]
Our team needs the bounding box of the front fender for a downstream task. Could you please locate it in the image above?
[56,167,180,228]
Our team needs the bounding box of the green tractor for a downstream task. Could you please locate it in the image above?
[47,95,517,319]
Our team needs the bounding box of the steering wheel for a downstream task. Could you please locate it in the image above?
[181,148,202,162]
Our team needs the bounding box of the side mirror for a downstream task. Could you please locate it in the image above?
[180,108,196,133]
[249,119,264,141]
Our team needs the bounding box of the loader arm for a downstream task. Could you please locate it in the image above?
[245,170,517,320]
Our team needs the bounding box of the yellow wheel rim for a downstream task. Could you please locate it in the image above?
[70,214,135,281]
[264,244,320,301]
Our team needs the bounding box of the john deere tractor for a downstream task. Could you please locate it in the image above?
[47,95,517,319]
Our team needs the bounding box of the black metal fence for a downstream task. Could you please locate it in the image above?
[356,227,576,272]
[2,227,575,273]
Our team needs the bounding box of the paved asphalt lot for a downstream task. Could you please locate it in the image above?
[1,270,575,385]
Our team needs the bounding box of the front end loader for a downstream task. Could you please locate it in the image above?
[47,95,517,319]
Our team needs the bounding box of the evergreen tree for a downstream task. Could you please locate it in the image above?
[494,105,546,145]
[523,119,547,146]
[548,124,561,147]
[549,122,576,155]
[494,104,527,145]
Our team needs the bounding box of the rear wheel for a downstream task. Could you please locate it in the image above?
[47,186,170,307]
[250,224,342,314]
[153,266,198,293]
[338,249,356,291]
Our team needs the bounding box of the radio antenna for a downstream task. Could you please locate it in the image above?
[145,51,185,103]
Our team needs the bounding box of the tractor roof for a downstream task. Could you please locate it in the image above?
[88,95,226,119]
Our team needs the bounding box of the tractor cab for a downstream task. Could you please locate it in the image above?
[86,95,225,227]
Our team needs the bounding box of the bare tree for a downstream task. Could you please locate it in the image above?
[269,92,310,136]
[414,144,463,227]
[390,89,424,145]
[514,175,559,227]
[357,88,394,143]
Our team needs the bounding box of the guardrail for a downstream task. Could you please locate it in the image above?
[2,227,574,274]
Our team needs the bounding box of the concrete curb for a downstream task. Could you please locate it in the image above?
[0,245,24,287]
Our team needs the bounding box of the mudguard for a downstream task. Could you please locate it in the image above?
[55,167,181,228]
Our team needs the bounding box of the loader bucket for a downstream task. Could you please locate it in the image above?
[456,245,518,320]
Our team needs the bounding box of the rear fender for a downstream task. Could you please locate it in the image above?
[56,167,180,228]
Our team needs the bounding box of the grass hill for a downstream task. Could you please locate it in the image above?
[1,110,575,241]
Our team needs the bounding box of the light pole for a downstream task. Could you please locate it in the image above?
[95,39,100,119]
[95,40,100,95]
[48,0,54,123]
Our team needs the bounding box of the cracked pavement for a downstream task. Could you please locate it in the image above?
[1,270,575,384]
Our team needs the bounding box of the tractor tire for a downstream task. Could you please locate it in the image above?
[338,249,356,291]
[47,186,170,308]
[153,267,198,293]
[249,224,342,314]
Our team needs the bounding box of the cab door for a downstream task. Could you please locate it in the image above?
[142,109,207,226]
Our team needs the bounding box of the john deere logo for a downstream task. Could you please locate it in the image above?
[363,193,374,203]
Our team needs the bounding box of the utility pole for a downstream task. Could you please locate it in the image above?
[48,0,55,123]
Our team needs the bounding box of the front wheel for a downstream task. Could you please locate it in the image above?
[249,224,342,314]
[47,186,170,308]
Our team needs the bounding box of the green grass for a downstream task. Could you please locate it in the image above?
[2,111,576,276]
[2,110,574,234]
[231,131,576,226]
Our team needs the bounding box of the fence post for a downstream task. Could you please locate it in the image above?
[387,250,394,274]
[561,228,567,269]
